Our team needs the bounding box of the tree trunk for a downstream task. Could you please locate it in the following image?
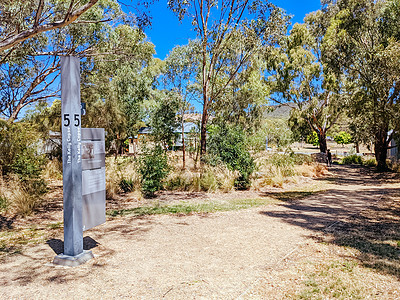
[200,108,207,161]
[318,131,327,153]
[181,117,186,170]
[375,128,388,171]
[194,134,199,170]
[200,33,209,162]
[200,76,209,161]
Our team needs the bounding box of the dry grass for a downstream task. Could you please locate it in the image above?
[105,157,141,199]
[290,244,400,299]
[0,175,43,216]
[0,226,45,255]
[42,159,62,180]
[247,238,400,299]
[103,152,327,197]
[252,154,328,189]
[165,165,237,193]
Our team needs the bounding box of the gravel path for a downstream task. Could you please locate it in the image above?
[1,165,399,299]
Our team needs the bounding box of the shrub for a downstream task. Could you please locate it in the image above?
[119,178,134,193]
[0,120,47,179]
[0,121,48,216]
[363,158,377,167]
[341,154,363,165]
[306,131,319,146]
[334,131,352,146]
[165,172,192,191]
[207,124,255,190]
[138,145,170,197]
[252,153,324,189]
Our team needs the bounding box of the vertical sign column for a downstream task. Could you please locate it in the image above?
[61,56,83,257]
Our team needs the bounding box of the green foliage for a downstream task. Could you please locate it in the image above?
[268,21,345,154]
[363,158,377,167]
[313,0,400,170]
[168,0,290,159]
[0,0,128,122]
[334,131,352,146]
[288,112,313,142]
[268,153,313,167]
[0,120,46,179]
[119,178,134,193]
[81,25,157,154]
[207,125,255,189]
[150,91,180,149]
[248,118,293,151]
[138,145,170,197]
[306,132,319,147]
[341,155,363,165]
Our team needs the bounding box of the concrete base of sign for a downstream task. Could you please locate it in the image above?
[53,250,94,267]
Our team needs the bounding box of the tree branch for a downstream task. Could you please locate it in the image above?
[73,18,112,24]
[0,0,99,52]
[34,0,45,28]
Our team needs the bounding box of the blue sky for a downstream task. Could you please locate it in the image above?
[142,0,323,60]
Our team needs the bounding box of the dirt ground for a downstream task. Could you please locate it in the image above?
[1,165,400,299]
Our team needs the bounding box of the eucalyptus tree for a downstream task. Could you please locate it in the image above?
[0,0,125,122]
[210,32,270,132]
[168,0,289,159]
[162,40,200,168]
[0,0,99,53]
[80,24,156,153]
[315,0,400,170]
[0,0,153,54]
[267,22,344,153]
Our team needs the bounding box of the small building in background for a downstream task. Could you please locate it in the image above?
[127,123,199,154]
[174,122,199,150]
[40,130,61,157]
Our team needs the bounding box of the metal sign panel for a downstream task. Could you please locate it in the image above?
[61,56,83,257]
[82,128,106,231]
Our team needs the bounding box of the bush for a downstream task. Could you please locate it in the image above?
[363,158,377,167]
[138,145,170,197]
[119,178,134,193]
[268,152,312,168]
[207,124,255,190]
[341,154,363,165]
[0,121,48,216]
[334,131,352,146]
[0,120,47,179]
[306,131,319,146]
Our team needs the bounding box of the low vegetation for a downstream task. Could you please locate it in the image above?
[341,154,378,167]
[107,197,278,218]
[101,152,327,200]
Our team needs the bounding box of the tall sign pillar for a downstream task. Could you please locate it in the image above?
[53,56,94,266]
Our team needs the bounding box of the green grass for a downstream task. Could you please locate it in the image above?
[107,197,277,217]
